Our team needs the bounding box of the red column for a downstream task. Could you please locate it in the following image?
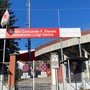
[57,65,63,82]
[8,54,16,88]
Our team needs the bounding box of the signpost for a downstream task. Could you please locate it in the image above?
[22,64,29,72]
[0,28,81,90]
[60,28,81,37]
[51,53,59,69]
[21,64,30,79]
[40,63,47,71]
[51,53,59,90]
[21,73,30,79]
[0,28,59,38]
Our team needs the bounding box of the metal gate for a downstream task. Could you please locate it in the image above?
[15,61,51,90]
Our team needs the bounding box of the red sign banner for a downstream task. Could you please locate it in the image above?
[5,28,60,38]
[0,28,81,39]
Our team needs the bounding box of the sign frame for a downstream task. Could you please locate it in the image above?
[51,53,59,69]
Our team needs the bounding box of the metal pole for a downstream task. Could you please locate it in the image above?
[78,37,82,57]
[67,60,72,90]
[0,25,7,90]
[57,9,60,90]
[33,60,35,90]
[68,60,71,84]
[27,0,31,61]
[58,9,60,28]
[58,9,66,90]
[3,24,8,64]
[56,69,59,90]
[60,38,66,90]
[28,0,30,27]
[78,37,85,89]
[1,39,6,90]
[2,39,6,64]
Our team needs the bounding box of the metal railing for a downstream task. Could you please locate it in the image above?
[0,79,8,89]
[65,78,77,90]
[83,78,90,89]
[83,78,90,86]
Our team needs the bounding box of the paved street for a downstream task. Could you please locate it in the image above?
[15,77,51,90]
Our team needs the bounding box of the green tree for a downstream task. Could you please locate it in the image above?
[0,0,20,62]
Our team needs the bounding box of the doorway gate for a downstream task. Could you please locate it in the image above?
[15,61,51,90]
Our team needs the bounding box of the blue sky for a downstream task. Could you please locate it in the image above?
[9,0,90,50]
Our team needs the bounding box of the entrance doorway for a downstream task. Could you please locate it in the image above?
[15,60,51,90]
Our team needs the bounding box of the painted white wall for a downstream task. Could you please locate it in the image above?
[35,34,90,57]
